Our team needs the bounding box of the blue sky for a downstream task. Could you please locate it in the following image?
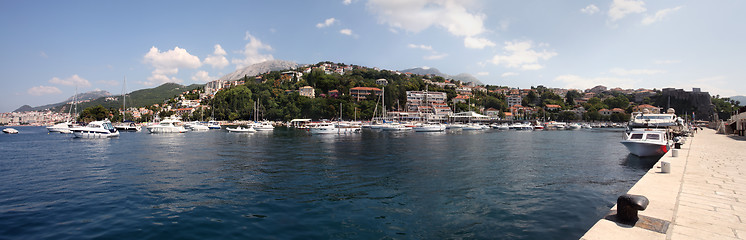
[1,0,744,112]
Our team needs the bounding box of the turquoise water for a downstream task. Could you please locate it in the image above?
[0,126,654,239]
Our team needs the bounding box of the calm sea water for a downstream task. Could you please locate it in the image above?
[0,126,656,239]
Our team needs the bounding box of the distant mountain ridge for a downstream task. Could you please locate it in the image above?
[14,90,111,112]
[218,60,299,81]
[14,83,203,113]
[400,67,484,85]
[729,95,746,105]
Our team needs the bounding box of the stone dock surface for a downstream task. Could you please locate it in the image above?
[582,128,746,239]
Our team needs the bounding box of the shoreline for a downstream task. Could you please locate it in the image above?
[582,128,746,239]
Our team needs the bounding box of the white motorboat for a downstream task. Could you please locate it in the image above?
[309,122,361,134]
[510,123,534,131]
[70,120,120,138]
[146,118,188,133]
[114,121,141,132]
[250,121,275,131]
[462,123,485,131]
[47,121,79,133]
[620,108,680,157]
[226,126,257,133]
[567,123,582,130]
[3,128,19,134]
[621,129,670,157]
[206,120,221,129]
[413,122,446,132]
[185,121,209,131]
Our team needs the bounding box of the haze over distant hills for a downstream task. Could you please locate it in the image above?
[13,83,203,113]
[218,60,299,81]
[728,95,746,105]
[399,67,484,85]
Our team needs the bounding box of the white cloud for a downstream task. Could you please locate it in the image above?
[27,85,61,96]
[367,0,493,49]
[316,18,337,28]
[608,0,646,22]
[642,6,683,25]
[581,4,600,15]
[40,51,48,58]
[339,28,353,36]
[204,44,229,69]
[423,53,448,60]
[501,72,518,77]
[192,70,215,82]
[488,40,557,70]
[408,44,433,51]
[609,68,665,76]
[231,32,274,69]
[464,37,496,49]
[343,0,352,5]
[49,74,91,87]
[143,46,201,86]
[476,72,489,76]
[654,59,682,65]
[555,74,639,89]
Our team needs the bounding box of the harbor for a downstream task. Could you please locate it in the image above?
[1,126,650,239]
[582,128,746,239]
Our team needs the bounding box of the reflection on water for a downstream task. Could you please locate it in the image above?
[621,154,660,170]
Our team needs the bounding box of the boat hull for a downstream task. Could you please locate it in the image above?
[146,126,187,133]
[413,125,446,132]
[620,141,669,157]
[310,127,361,134]
[72,130,119,138]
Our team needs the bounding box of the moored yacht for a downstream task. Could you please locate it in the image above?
[413,122,446,132]
[621,129,670,157]
[206,120,221,129]
[309,122,361,134]
[47,121,79,133]
[70,120,120,138]
[620,108,680,157]
[114,121,141,132]
[250,121,275,131]
[227,126,257,133]
[185,121,210,131]
[146,118,188,133]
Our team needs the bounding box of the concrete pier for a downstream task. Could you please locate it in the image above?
[582,128,746,239]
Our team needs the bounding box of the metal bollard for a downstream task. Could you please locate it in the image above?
[617,194,649,224]
[661,161,671,173]
[671,149,679,157]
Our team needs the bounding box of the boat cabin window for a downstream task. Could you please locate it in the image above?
[630,134,644,139]
[646,134,660,140]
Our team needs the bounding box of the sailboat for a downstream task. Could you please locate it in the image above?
[249,99,274,131]
[114,77,141,132]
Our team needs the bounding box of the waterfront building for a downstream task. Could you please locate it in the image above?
[349,87,382,101]
[405,91,447,112]
[507,95,523,107]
